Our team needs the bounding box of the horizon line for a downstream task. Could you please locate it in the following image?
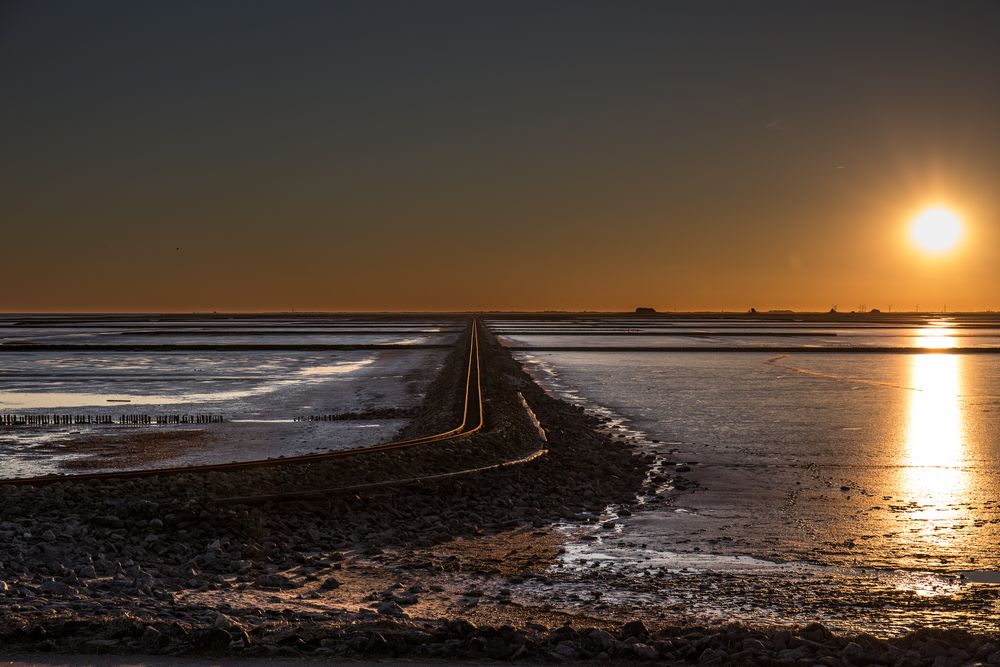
[2,310,998,316]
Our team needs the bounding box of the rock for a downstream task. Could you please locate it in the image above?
[93,515,123,529]
[977,643,999,659]
[367,631,389,653]
[141,626,164,648]
[213,613,242,633]
[814,656,845,667]
[587,629,616,652]
[467,636,488,655]
[226,630,248,650]
[196,627,232,650]
[773,629,793,649]
[699,647,726,664]
[923,638,955,659]
[255,573,295,589]
[232,559,253,573]
[799,622,833,643]
[779,645,811,661]
[320,576,341,590]
[376,599,407,617]
[842,641,867,664]
[632,642,658,660]
[621,620,649,639]
[40,580,73,596]
[486,636,511,660]
[947,648,970,663]
[446,619,477,638]
[987,651,1000,665]
[134,571,155,592]
[553,641,579,659]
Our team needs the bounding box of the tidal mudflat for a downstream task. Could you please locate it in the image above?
[3,314,1000,665]
[496,314,1000,635]
[0,315,456,476]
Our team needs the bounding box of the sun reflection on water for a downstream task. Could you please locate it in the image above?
[901,330,968,553]
[915,326,957,349]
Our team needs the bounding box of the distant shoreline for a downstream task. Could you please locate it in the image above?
[1,311,999,318]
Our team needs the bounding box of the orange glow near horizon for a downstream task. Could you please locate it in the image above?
[1,5,998,313]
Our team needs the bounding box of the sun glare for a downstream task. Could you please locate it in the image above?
[910,207,962,254]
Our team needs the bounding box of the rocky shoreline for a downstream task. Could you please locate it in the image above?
[1,323,997,665]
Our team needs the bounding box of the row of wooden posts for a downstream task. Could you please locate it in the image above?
[0,414,225,426]
[294,414,344,422]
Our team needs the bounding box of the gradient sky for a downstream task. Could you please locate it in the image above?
[2,0,999,312]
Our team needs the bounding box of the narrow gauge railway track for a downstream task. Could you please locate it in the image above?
[0,323,485,487]
[217,321,548,505]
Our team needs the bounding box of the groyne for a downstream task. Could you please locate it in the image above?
[1,413,225,426]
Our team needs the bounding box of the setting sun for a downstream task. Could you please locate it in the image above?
[911,207,963,254]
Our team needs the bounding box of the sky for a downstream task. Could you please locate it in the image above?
[2,0,999,312]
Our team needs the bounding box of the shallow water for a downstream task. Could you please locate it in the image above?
[0,354,382,409]
[0,317,452,477]
[497,316,1000,634]
[496,321,1000,349]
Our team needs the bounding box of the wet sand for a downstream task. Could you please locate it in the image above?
[0,326,448,477]
[37,429,216,470]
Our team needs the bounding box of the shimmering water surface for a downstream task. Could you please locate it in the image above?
[493,315,1000,634]
[0,315,453,476]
